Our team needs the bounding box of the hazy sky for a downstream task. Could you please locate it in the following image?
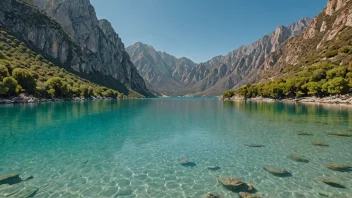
[91,0,326,63]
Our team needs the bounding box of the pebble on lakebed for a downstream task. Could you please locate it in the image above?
[202,192,223,198]
[319,177,346,188]
[0,174,22,185]
[296,132,314,136]
[207,166,221,171]
[239,192,262,198]
[244,144,265,148]
[328,132,352,137]
[312,141,329,146]
[218,177,255,192]
[289,154,309,163]
[327,163,352,172]
[263,166,292,177]
[179,159,196,167]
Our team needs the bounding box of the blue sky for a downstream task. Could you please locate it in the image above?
[91,0,326,63]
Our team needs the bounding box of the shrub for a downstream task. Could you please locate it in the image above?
[12,68,36,94]
[0,64,9,80]
[0,82,8,95]
[3,77,21,96]
[45,77,69,97]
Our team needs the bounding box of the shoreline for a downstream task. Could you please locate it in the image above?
[0,95,123,105]
[223,94,352,105]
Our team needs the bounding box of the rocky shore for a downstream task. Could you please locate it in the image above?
[0,94,119,105]
[223,94,352,105]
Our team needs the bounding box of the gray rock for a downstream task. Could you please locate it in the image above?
[239,192,262,198]
[207,166,221,171]
[217,177,255,192]
[296,132,314,136]
[328,132,352,137]
[264,166,292,177]
[319,177,345,188]
[289,154,309,163]
[179,159,196,167]
[0,174,22,185]
[202,192,223,198]
[244,144,265,148]
[327,163,352,172]
[312,141,329,147]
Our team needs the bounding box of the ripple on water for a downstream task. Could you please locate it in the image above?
[1,100,352,197]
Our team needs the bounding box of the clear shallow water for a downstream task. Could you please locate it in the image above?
[0,99,352,198]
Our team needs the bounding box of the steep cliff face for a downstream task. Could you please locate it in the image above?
[28,0,151,96]
[186,18,312,96]
[126,42,196,95]
[127,18,311,96]
[257,0,352,82]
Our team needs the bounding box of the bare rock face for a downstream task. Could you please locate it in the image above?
[126,42,196,96]
[127,18,311,96]
[28,0,151,96]
[258,0,352,83]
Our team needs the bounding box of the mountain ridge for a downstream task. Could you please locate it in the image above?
[127,17,312,96]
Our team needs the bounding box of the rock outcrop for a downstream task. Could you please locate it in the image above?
[257,0,352,84]
[0,0,152,96]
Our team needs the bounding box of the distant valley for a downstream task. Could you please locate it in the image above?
[127,18,312,96]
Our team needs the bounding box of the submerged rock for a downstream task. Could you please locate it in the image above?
[218,177,255,192]
[289,154,309,163]
[179,159,196,167]
[239,192,262,198]
[296,132,314,136]
[264,166,292,177]
[319,177,345,188]
[0,174,22,185]
[207,166,221,171]
[244,144,265,148]
[328,132,352,137]
[312,141,329,147]
[202,192,223,198]
[327,163,352,172]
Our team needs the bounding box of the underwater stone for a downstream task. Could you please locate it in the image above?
[328,132,352,137]
[239,192,262,198]
[207,166,221,171]
[244,144,265,148]
[0,174,22,185]
[319,177,345,188]
[312,141,329,147]
[289,154,309,163]
[264,166,292,177]
[179,159,196,167]
[218,177,254,192]
[202,192,223,198]
[327,163,352,172]
[218,177,245,190]
[296,132,314,136]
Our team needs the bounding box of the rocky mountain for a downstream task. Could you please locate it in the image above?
[253,0,352,82]
[126,42,196,95]
[0,0,152,96]
[127,18,312,96]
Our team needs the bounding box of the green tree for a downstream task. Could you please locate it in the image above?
[326,66,347,79]
[224,90,236,98]
[45,77,69,97]
[0,82,8,95]
[322,77,348,95]
[12,68,36,94]
[3,77,21,96]
[0,65,9,80]
[302,82,321,96]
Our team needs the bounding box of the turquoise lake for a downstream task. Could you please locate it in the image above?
[0,99,352,197]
